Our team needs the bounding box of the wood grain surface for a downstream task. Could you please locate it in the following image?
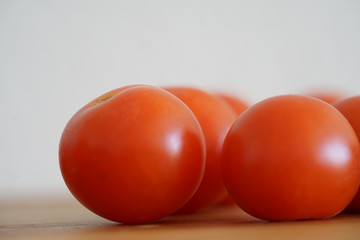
[1,197,360,240]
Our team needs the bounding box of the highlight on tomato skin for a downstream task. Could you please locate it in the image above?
[221,94,360,221]
[59,85,206,224]
[164,87,237,214]
[333,96,360,212]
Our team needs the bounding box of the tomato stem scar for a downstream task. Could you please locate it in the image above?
[96,95,113,105]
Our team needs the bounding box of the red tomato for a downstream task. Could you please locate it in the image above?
[216,93,249,206]
[333,96,360,211]
[59,85,206,224]
[308,91,343,104]
[217,93,248,116]
[165,87,237,213]
[222,95,360,221]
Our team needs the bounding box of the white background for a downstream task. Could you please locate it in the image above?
[1,0,360,200]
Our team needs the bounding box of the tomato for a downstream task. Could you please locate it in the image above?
[222,95,360,221]
[216,93,249,206]
[217,93,248,116]
[333,96,360,211]
[308,91,343,104]
[165,87,237,213]
[59,85,206,224]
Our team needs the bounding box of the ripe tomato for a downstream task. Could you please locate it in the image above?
[165,87,237,213]
[217,93,248,116]
[59,85,206,224]
[333,96,360,211]
[308,91,343,104]
[222,95,360,221]
[216,93,249,206]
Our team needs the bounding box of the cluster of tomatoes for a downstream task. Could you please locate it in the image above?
[59,85,360,224]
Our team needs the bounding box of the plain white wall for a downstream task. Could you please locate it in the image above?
[1,0,360,199]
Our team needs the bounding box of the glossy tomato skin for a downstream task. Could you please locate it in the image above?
[222,95,360,221]
[59,85,206,224]
[333,96,360,211]
[165,87,237,213]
